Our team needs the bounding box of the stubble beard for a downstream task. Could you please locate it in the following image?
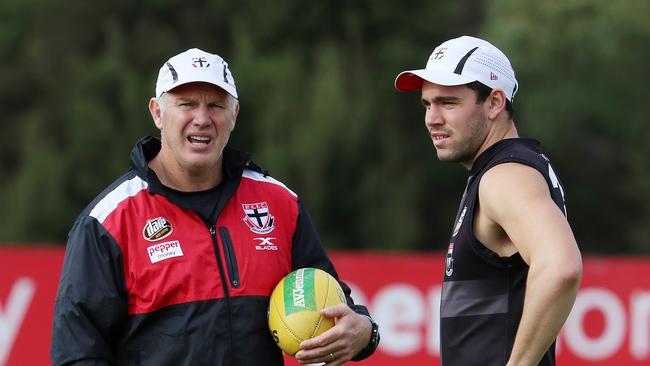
[436,107,489,167]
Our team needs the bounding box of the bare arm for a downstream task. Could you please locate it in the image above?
[478,163,582,366]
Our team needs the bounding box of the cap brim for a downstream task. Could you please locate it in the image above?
[160,78,238,99]
[394,71,425,91]
[395,69,475,91]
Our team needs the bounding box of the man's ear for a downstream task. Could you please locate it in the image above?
[486,89,507,120]
[149,97,163,129]
[232,101,240,127]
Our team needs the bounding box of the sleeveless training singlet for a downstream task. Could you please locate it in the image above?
[440,138,567,366]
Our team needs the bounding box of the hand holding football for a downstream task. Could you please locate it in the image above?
[268,268,345,356]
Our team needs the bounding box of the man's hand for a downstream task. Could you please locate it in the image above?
[294,303,371,365]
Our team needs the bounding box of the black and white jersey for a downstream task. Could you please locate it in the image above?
[440,138,567,366]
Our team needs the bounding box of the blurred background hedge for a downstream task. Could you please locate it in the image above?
[1,0,648,253]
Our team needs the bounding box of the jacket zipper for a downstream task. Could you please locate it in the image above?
[209,225,235,363]
[209,226,231,295]
[218,227,241,288]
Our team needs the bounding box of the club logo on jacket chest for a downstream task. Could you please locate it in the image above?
[242,202,275,234]
[143,217,173,241]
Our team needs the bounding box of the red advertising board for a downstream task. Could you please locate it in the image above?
[0,246,64,366]
[1,247,649,365]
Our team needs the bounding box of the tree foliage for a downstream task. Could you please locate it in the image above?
[483,0,650,253]
[0,0,647,253]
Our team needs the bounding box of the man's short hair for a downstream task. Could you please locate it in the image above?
[466,81,514,119]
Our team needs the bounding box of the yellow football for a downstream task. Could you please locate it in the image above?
[268,267,345,356]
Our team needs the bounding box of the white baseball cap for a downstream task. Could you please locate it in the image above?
[155,48,238,99]
[395,36,518,101]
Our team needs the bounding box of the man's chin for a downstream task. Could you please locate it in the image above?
[436,150,454,162]
[436,151,465,165]
[182,155,220,171]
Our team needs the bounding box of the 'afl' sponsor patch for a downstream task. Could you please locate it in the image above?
[147,240,184,264]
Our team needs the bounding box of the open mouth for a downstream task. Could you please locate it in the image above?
[188,135,211,144]
[431,132,450,147]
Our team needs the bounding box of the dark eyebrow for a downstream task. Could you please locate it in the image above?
[433,96,461,103]
[421,95,462,105]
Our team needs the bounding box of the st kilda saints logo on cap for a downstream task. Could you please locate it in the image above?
[191,56,210,68]
[431,47,447,60]
[143,217,173,242]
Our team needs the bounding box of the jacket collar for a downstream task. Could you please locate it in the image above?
[129,136,253,193]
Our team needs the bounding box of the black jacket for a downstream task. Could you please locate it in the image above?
[51,137,374,365]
